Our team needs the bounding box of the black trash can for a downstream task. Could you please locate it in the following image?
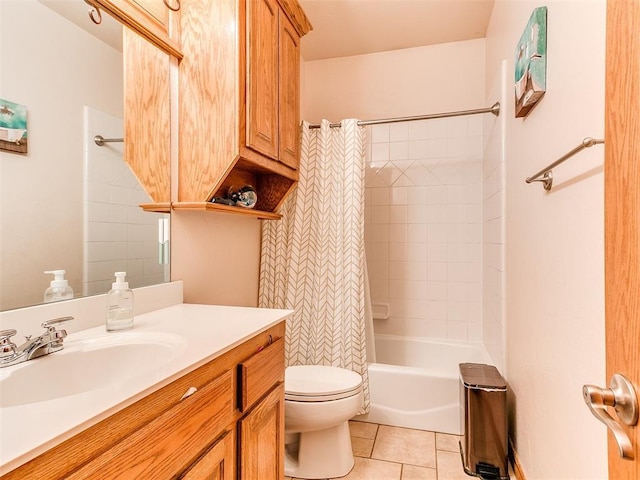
[459,363,509,480]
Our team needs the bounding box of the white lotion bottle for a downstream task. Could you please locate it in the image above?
[106,272,134,332]
[43,270,74,303]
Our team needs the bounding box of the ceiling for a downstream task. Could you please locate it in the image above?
[40,0,123,51]
[298,0,495,61]
[41,0,494,62]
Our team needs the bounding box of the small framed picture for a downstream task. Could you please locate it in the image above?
[0,98,28,154]
[515,7,547,118]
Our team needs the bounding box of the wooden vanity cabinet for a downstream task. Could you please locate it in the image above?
[0,322,285,480]
[176,0,311,217]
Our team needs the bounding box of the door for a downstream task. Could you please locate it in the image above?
[605,0,640,476]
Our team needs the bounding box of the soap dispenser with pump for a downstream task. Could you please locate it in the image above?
[43,270,74,303]
[106,272,134,332]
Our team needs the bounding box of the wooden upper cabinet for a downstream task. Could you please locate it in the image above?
[177,0,311,216]
[246,0,279,160]
[93,0,182,58]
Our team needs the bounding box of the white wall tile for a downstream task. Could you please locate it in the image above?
[407,186,427,204]
[426,301,448,320]
[427,262,447,282]
[447,321,468,341]
[389,224,408,243]
[371,187,390,205]
[407,223,427,243]
[371,143,390,163]
[426,186,448,204]
[389,205,408,224]
[364,114,486,341]
[390,142,409,160]
[427,224,448,243]
[408,120,429,140]
[390,242,408,262]
[390,186,408,205]
[408,140,428,159]
[371,124,390,143]
[427,243,448,262]
[427,119,448,139]
[389,123,409,142]
[407,243,428,262]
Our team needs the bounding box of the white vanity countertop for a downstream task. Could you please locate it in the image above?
[0,303,293,475]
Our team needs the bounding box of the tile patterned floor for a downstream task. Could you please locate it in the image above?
[285,421,473,480]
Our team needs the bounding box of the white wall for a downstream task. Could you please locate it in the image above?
[303,39,486,122]
[0,0,123,310]
[485,1,607,478]
[171,211,261,307]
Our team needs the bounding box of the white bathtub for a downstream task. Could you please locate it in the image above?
[356,335,491,435]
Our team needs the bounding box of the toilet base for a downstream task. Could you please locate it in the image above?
[284,422,355,479]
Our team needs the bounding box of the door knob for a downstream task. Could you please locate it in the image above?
[583,373,638,460]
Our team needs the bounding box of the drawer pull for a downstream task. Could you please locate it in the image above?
[180,386,198,401]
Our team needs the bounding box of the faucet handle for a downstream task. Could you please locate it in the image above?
[41,316,74,332]
[0,329,18,358]
[0,329,17,341]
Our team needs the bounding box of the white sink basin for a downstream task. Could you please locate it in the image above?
[0,331,187,408]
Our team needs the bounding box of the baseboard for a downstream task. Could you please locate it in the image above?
[509,438,527,480]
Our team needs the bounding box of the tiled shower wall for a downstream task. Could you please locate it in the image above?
[364,116,483,342]
[482,62,507,373]
[83,107,168,296]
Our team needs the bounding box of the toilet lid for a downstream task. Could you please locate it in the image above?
[285,365,362,402]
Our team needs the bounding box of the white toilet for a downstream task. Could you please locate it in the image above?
[284,365,364,479]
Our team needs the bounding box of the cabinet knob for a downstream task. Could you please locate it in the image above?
[180,386,198,401]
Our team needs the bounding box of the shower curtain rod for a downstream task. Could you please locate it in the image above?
[307,101,501,129]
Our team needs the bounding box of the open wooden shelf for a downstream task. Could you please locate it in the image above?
[171,202,282,220]
[140,202,172,213]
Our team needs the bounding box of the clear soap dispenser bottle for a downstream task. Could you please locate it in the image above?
[43,270,74,303]
[106,272,134,332]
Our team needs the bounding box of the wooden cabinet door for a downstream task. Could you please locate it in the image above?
[238,384,285,480]
[246,0,279,160]
[180,431,235,480]
[123,27,171,205]
[278,10,300,170]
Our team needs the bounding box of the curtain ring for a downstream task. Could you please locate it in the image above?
[163,0,180,11]
[84,0,102,24]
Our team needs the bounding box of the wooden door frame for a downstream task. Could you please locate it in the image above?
[605,0,640,477]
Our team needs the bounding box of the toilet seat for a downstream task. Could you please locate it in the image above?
[285,365,363,402]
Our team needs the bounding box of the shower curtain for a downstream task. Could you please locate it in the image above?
[259,119,370,411]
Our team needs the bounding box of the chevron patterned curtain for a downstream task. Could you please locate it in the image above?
[259,119,369,412]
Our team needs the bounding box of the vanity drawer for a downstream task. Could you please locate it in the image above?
[238,336,285,412]
[66,369,234,479]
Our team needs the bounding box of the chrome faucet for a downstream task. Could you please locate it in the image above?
[0,316,73,368]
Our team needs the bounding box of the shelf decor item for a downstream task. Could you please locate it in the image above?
[228,185,258,209]
[0,98,28,154]
[514,6,547,118]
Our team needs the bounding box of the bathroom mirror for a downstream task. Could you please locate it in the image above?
[0,0,170,312]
